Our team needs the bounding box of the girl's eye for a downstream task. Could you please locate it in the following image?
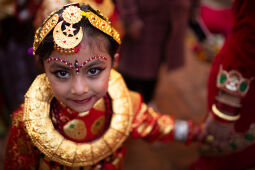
[54,70,70,79]
[88,68,104,76]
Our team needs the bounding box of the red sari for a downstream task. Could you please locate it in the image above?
[191,0,255,169]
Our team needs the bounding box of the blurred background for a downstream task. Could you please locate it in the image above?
[0,0,233,169]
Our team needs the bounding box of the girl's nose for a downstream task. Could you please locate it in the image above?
[70,76,88,95]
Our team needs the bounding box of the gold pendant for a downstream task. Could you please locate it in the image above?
[53,21,83,49]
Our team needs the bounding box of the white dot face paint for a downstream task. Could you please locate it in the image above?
[47,56,108,74]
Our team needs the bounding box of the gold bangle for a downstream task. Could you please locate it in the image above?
[212,104,240,121]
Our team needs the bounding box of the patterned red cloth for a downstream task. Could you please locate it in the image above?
[4,105,40,170]
[50,98,111,143]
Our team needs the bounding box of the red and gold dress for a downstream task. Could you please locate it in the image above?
[4,70,194,170]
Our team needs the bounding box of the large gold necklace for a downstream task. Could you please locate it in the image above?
[23,69,133,167]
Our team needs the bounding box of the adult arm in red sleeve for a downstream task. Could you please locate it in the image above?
[200,0,255,149]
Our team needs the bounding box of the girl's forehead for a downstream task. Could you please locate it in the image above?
[49,33,110,62]
[49,44,110,63]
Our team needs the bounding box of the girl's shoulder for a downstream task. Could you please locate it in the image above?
[11,104,25,128]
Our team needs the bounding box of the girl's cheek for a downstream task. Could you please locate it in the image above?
[94,76,109,95]
[102,81,109,92]
[50,83,60,97]
[49,80,65,96]
[102,73,110,88]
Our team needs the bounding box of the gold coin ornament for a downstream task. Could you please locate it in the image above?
[62,5,83,24]
[53,5,84,50]
[53,21,83,49]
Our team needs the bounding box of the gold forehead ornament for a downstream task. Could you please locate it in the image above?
[53,21,83,49]
[33,4,121,56]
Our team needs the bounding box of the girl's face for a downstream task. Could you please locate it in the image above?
[44,37,113,113]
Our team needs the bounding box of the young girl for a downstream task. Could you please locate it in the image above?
[4,3,199,169]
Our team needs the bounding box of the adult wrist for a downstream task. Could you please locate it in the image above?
[211,104,240,123]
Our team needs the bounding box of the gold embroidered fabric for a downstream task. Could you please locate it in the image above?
[63,119,87,140]
[23,69,134,167]
[91,116,106,135]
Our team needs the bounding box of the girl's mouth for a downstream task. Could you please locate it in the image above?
[72,97,92,104]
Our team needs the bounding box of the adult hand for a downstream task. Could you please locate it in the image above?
[199,114,234,149]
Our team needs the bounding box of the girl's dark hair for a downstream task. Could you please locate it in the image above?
[35,4,119,65]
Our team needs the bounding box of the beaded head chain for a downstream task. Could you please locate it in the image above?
[33,3,121,56]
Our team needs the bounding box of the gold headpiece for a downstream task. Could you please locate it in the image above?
[33,13,59,56]
[84,11,120,44]
[33,4,120,56]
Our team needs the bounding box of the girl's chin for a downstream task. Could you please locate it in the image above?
[67,97,96,111]
[69,105,92,113]
[66,96,103,112]
[68,102,95,113]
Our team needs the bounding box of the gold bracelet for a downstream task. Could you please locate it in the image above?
[212,104,240,121]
